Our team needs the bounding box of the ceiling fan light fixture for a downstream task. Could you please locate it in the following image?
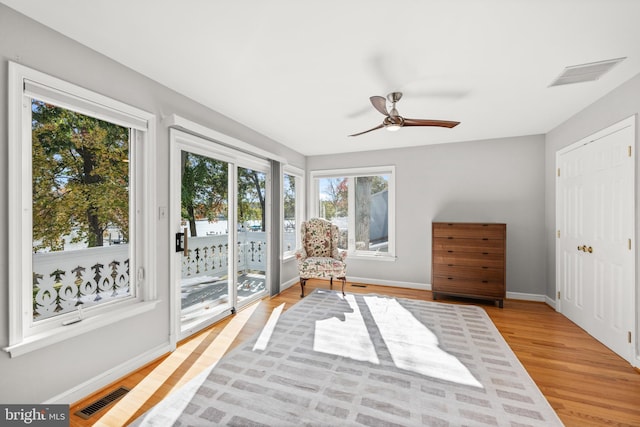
[383,115,404,132]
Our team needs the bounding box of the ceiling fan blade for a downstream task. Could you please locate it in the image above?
[369,96,389,116]
[403,118,460,128]
[348,124,384,137]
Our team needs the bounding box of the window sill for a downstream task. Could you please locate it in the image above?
[282,253,297,263]
[3,300,160,358]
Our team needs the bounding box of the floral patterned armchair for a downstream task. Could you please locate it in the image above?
[295,218,347,297]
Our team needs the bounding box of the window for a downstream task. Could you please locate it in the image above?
[282,166,304,259]
[310,166,395,258]
[6,62,157,357]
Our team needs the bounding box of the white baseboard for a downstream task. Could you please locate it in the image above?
[348,276,430,291]
[506,291,547,302]
[544,295,557,310]
[279,277,298,292]
[506,291,558,310]
[45,341,172,404]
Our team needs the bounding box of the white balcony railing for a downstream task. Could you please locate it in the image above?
[182,231,267,280]
[32,231,275,321]
[33,245,131,321]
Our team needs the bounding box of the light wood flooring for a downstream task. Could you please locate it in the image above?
[70,280,640,426]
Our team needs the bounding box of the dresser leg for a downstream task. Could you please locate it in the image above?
[498,299,503,308]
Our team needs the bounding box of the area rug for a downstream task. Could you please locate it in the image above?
[133,289,563,426]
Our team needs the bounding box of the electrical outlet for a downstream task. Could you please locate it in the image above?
[159,206,167,219]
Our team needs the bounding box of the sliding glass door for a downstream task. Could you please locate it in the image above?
[171,129,270,341]
[237,167,268,305]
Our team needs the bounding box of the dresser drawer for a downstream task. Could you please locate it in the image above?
[433,237,504,255]
[432,276,504,298]
[432,264,504,281]
[433,223,505,240]
[432,252,504,268]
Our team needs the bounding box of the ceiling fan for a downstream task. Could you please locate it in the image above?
[349,92,460,137]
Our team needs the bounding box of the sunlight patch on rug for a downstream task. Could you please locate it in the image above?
[364,295,482,388]
[314,293,380,364]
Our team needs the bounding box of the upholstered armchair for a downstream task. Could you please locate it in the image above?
[295,218,347,297]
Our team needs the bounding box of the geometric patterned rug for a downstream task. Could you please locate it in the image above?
[132,289,564,426]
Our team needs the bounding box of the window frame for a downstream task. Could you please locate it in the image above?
[282,165,305,260]
[310,165,395,259]
[5,62,158,358]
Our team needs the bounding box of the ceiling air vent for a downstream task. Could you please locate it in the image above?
[549,57,626,87]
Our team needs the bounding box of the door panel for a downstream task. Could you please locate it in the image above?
[178,149,233,338]
[236,166,268,308]
[557,119,635,363]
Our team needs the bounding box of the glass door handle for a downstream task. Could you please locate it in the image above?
[175,227,189,252]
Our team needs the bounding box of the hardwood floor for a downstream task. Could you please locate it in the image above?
[69,280,640,426]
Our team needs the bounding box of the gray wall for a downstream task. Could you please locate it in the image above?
[0,4,304,404]
[307,134,546,296]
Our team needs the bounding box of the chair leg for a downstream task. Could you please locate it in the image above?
[300,278,306,298]
[329,277,333,290]
[340,277,346,296]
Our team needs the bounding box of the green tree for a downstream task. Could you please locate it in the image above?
[321,178,347,220]
[180,160,266,237]
[238,168,266,231]
[283,174,296,222]
[181,152,228,237]
[31,101,129,251]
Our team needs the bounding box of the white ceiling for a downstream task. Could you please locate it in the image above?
[3,0,640,156]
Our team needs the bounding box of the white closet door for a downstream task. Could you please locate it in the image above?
[557,118,635,364]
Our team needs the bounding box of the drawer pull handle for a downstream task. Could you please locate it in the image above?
[482,266,489,269]
[448,264,454,267]
[448,250,453,253]
[482,238,489,240]
[482,280,489,283]
[447,277,454,280]
[447,237,454,239]
[482,252,489,255]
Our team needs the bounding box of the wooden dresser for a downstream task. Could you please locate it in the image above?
[431,222,506,308]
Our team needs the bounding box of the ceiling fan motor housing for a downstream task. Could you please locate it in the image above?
[387,92,403,103]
